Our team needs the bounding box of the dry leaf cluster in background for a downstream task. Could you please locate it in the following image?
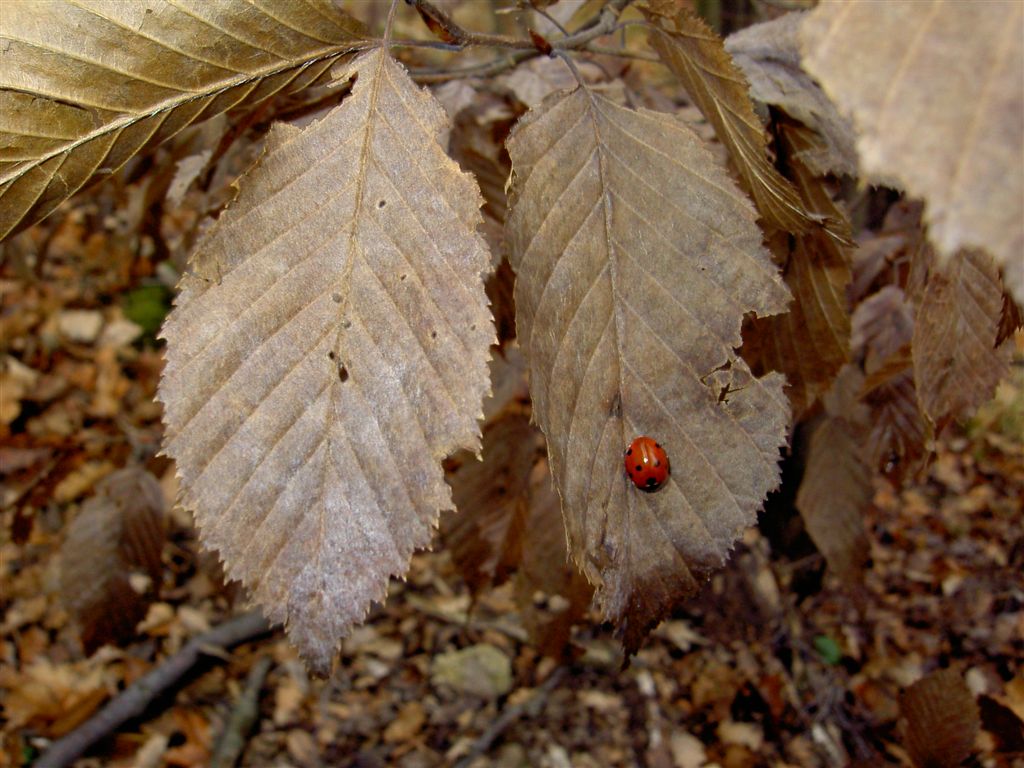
[1,1,1022,766]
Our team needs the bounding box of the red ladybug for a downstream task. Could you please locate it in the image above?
[624,436,669,492]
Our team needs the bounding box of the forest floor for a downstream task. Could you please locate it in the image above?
[2,169,1024,768]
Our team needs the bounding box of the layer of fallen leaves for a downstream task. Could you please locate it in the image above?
[3,175,1023,766]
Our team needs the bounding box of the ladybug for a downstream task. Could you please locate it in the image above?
[624,436,670,492]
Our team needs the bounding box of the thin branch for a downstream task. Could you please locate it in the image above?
[530,3,570,37]
[36,611,272,768]
[452,667,567,768]
[411,0,632,84]
[209,655,274,768]
[411,0,537,49]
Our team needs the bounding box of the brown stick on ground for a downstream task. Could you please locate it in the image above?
[36,611,272,768]
[209,655,274,768]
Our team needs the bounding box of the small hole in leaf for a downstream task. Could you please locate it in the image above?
[400,274,407,281]
[431,330,437,339]
[470,323,476,331]
[328,351,336,360]
[378,200,386,208]
[331,292,342,303]
[338,365,349,383]
[341,319,351,329]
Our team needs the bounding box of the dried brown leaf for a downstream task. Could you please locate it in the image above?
[742,122,852,418]
[444,414,540,593]
[800,1,1024,303]
[864,372,926,480]
[0,1,367,241]
[506,85,790,653]
[900,668,981,768]
[515,461,593,659]
[851,286,914,374]
[852,289,926,475]
[725,12,857,176]
[997,292,1024,347]
[60,467,165,653]
[159,49,495,674]
[642,0,816,235]
[795,417,869,580]
[912,249,1011,424]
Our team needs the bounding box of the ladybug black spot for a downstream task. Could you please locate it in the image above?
[635,465,642,472]
[626,448,632,456]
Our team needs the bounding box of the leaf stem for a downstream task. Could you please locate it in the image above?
[383,0,400,47]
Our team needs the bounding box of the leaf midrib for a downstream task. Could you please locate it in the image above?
[0,41,370,186]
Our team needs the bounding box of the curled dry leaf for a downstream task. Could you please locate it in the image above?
[911,248,1012,426]
[159,49,495,674]
[506,85,790,653]
[900,668,980,768]
[0,0,367,241]
[725,12,857,177]
[641,0,816,236]
[742,122,852,419]
[800,0,1024,304]
[60,467,165,653]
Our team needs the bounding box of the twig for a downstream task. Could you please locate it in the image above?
[453,666,567,768]
[36,611,272,768]
[209,655,274,768]
[411,0,536,49]
[411,0,632,84]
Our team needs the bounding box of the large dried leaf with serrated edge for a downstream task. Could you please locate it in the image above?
[800,0,1024,304]
[60,467,165,654]
[0,0,367,241]
[742,122,852,418]
[795,417,869,581]
[725,12,857,177]
[159,48,495,675]
[641,0,815,236]
[506,85,790,654]
[912,248,1011,425]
